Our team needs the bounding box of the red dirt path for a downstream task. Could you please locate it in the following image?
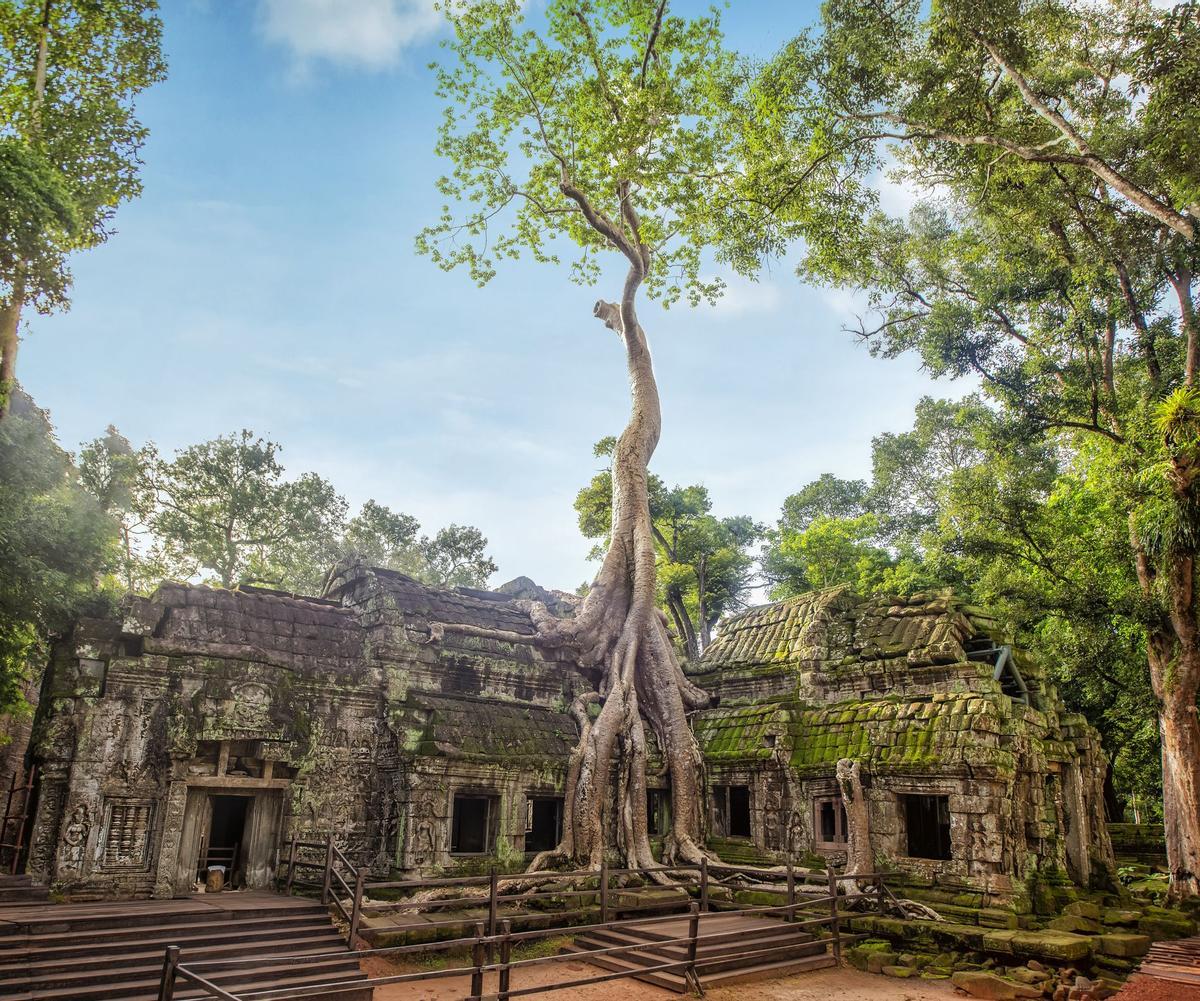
[362,956,961,1001]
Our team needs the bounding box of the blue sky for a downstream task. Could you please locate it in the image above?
[21,0,957,592]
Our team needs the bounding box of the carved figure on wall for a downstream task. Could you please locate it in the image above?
[61,803,91,871]
[231,682,272,730]
[410,796,438,867]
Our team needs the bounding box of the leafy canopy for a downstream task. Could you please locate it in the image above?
[0,0,165,313]
[418,0,784,304]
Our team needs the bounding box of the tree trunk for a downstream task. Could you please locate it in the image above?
[1160,688,1200,901]
[429,267,712,874]
[0,288,23,419]
[666,591,698,662]
[836,758,872,880]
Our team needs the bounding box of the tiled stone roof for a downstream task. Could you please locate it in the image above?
[389,693,578,762]
[120,581,363,673]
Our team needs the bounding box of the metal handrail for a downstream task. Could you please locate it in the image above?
[161,868,890,1001]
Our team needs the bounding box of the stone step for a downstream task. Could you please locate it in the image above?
[0,963,371,1001]
[0,947,359,996]
[0,894,367,1001]
[560,944,836,993]
[576,925,820,962]
[0,930,347,981]
[0,912,337,954]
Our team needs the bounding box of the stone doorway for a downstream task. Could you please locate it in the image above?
[175,788,282,895]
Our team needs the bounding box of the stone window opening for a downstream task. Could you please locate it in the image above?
[813,795,848,847]
[903,794,952,860]
[451,793,499,855]
[100,799,156,871]
[712,784,751,839]
[524,796,563,854]
[646,788,670,837]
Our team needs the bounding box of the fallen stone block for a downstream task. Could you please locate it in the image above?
[950,970,1044,999]
[1097,932,1150,958]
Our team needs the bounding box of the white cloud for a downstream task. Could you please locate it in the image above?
[258,0,443,72]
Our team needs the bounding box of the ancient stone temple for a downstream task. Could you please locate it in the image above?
[24,562,1114,905]
[688,589,1116,907]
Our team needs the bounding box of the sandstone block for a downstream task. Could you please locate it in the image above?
[1097,933,1150,958]
[950,971,1043,999]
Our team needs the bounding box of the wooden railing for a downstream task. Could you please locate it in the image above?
[162,865,891,1001]
[279,836,367,945]
[0,769,34,875]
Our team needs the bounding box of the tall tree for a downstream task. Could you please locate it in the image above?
[417,0,783,870]
[751,0,1200,898]
[0,391,117,715]
[0,0,165,416]
[575,438,761,659]
[144,431,347,593]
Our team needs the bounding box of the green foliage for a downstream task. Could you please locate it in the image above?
[416,523,499,588]
[418,0,786,304]
[74,430,501,595]
[0,0,165,312]
[574,437,761,657]
[0,391,117,716]
[0,136,78,310]
[142,431,348,593]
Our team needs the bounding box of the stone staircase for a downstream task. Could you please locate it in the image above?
[0,877,47,908]
[564,912,835,992]
[0,893,370,1001]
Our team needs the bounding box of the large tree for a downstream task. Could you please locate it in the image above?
[140,431,348,593]
[0,0,165,417]
[751,0,1200,897]
[417,0,783,870]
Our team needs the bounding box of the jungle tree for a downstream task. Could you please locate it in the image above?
[0,0,165,416]
[750,0,1200,897]
[416,0,792,870]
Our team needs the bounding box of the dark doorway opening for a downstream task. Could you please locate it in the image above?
[646,789,670,837]
[202,795,248,883]
[525,797,563,853]
[903,794,952,860]
[814,795,848,847]
[712,785,752,838]
[451,794,498,855]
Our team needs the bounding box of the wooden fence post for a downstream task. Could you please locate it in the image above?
[498,918,512,1001]
[487,867,499,963]
[786,863,795,922]
[876,874,885,914]
[686,901,701,994]
[469,921,486,1001]
[157,945,179,1001]
[321,834,334,906]
[699,856,709,913]
[599,858,609,923]
[826,866,841,965]
[285,836,297,895]
[349,869,365,949]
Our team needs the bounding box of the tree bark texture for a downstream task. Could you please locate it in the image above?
[836,758,872,882]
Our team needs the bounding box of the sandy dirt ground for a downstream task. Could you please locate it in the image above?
[1114,974,1200,1001]
[362,956,961,1001]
